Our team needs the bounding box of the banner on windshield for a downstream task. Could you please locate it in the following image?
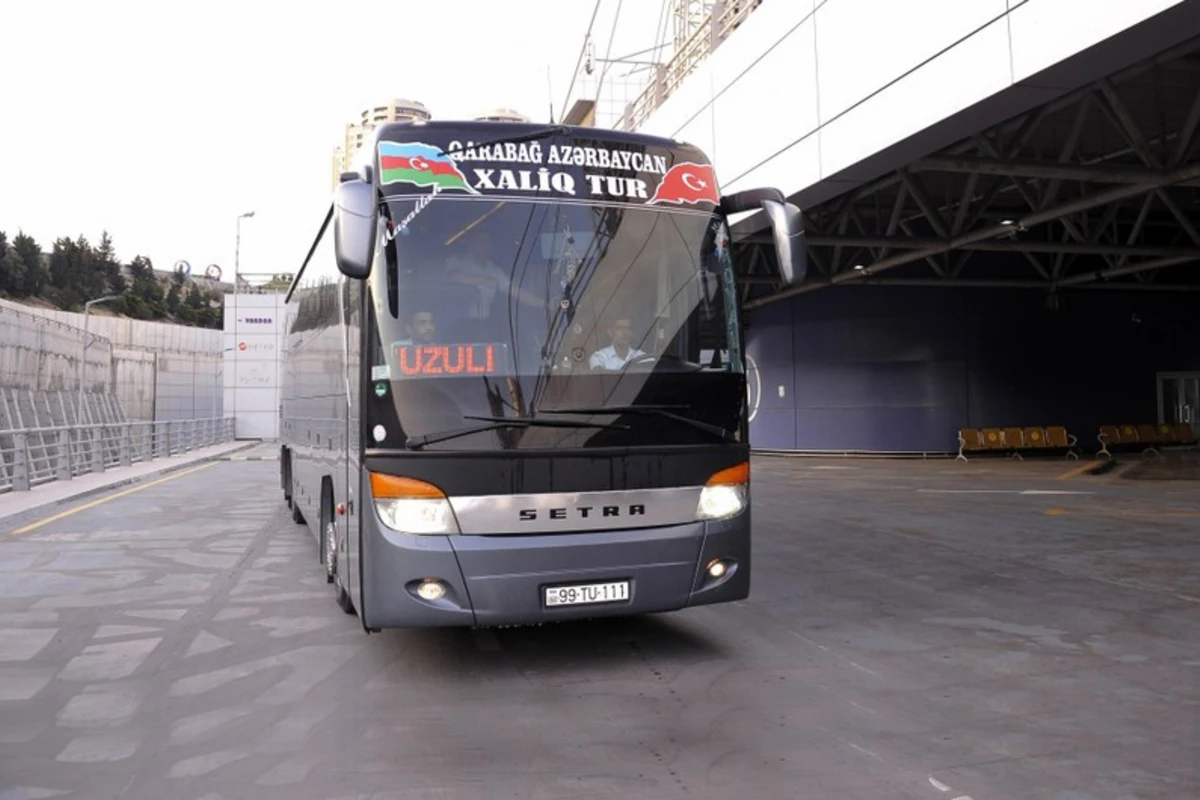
[376,131,721,210]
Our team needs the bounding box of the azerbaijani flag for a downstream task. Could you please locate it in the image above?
[377,141,477,193]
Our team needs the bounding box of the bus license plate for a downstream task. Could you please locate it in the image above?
[544,581,630,607]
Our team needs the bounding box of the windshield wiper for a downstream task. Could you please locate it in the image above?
[542,405,737,443]
[405,413,628,450]
[448,125,570,159]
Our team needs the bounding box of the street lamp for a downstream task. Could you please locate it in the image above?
[77,294,121,423]
[231,211,255,438]
[235,211,255,295]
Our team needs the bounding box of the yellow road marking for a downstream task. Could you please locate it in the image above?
[1044,508,1068,516]
[1057,460,1098,480]
[8,462,218,537]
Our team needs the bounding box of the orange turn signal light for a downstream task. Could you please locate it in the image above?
[706,461,749,486]
[369,473,446,500]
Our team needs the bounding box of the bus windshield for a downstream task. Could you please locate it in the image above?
[365,197,745,451]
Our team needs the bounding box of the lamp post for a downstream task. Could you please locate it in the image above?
[235,211,255,296]
[232,211,254,439]
[77,294,120,423]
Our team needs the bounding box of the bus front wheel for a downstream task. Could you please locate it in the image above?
[320,485,355,615]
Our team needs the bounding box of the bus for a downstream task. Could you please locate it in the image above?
[280,118,805,630]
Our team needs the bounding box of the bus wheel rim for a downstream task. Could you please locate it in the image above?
[325,521,336,578]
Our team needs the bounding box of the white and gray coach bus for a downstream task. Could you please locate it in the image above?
[280,118,805,630]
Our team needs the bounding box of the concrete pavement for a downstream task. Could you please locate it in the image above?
[0,455,1196,799]
[0,441,272,529]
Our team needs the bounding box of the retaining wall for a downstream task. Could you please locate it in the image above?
[0,299,224,421]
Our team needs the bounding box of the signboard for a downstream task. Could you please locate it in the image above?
[223,293,285,440]
[376,129,721,212]
[392,342,509,378]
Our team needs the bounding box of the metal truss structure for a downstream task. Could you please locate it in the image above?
[565,1,763,131]
[737,37,1200,309]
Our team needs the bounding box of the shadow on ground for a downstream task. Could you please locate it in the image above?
[1119,451,1200,480]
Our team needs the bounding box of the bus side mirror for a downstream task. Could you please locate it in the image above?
[721,188,807,286]
[333,177,375,280]
[761,199,806,286]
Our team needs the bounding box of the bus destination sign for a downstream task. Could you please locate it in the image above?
[393,342,509,378]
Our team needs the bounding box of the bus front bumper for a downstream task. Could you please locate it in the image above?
[359,514,750,629]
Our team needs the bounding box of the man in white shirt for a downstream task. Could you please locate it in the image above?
[589,317,647,370]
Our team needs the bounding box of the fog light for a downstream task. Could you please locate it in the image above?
[707,559,728,579]
[417,579,447,601]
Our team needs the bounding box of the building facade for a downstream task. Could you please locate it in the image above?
[331,99,433,187]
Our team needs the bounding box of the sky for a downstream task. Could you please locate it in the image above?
[0,0,666,284]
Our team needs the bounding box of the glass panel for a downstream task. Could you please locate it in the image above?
[1183,377,1200,433]
[1159,373,1200,433]
[1162,377,1181,424]
[364,198,745,451]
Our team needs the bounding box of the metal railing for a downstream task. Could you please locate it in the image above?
[615,0,763,132]
[0,417,235,493]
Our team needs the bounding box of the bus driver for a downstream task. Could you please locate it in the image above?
[589,316,647,370]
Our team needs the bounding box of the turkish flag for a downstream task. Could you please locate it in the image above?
[649,162,720,206]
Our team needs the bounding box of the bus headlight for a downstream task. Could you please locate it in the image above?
[370,473,460,534]
[695,462,749,521]
[375,498,457,534]
[696,484,747,520]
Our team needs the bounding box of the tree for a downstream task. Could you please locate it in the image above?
[166,282,182,316]
[201,304,223,329]
[11,233,45,297]
[0,233,27,296]
[185,285,207,318]
[96,230,125,296]
[0,231,8,293]
[127,254,152,284]
[77,234,104,300]
[122,294,150,320]
[43,235,88,309]
[49,236,76,290]
[180,286,224,329]
[120,255,161,318]
[42,234,125,309]
[136,257,164,313]
[2,226,229,329]
[260,273,294,292]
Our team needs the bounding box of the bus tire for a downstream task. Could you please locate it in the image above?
[281,447,292,507]
[320,484,355,614]
[336,580,355,615]
[291,495,305,525]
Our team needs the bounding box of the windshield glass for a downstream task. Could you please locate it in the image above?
[365,197,744,451]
